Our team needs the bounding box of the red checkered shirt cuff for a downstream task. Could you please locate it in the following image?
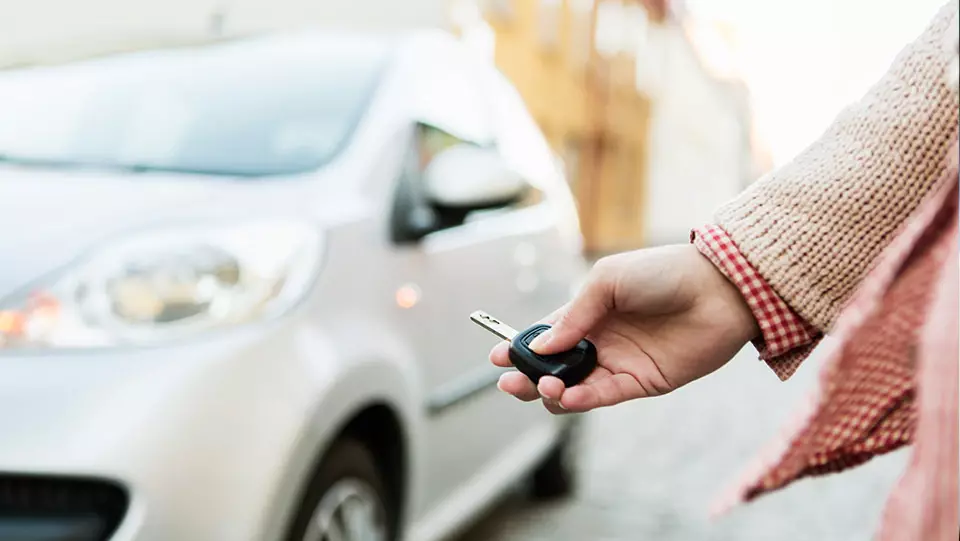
[690,226,822,380]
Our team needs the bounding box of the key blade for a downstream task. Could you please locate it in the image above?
[469,310,519,341]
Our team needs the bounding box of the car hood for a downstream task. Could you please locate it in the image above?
[0,349,183,468]
[0,325,314,473]
[0,165,367,297]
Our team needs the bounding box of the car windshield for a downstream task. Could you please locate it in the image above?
[0,33,391,177]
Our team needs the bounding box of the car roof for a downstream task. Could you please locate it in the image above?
[0,27,462,78]
[222,28,469,72]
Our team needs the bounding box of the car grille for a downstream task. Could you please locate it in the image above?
[0,474,128,541]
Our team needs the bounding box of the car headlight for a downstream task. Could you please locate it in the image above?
[0,221,322,350]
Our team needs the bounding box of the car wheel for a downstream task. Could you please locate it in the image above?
[529,419,582,500]
[286,438,394,541]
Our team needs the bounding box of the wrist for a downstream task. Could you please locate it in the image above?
[689,226,821,369]
[688,244,762,343]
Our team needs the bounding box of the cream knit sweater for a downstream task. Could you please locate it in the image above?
[715,0,960,331]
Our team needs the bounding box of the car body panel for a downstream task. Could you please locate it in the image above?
[0,29,586,541]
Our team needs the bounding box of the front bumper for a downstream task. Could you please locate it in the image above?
[0,322,352,541]
[0,474,128,541]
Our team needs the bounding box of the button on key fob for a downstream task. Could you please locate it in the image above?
[470,310,597,387]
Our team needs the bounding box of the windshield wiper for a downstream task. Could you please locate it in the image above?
[0,153,74,168]
[0,155,201,175]
[116,162,265,177]
[0,153,125,171]
[0,153,284,178]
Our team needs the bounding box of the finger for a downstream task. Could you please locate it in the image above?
[536,376,566,402]
[551,366,611,413]
[535,303,569,326]
[489,341,512,368]
[560,373,648,412]
[537,376,570,414]
[497,372,539,401]
[491,305,566,369]
[491,304,571,369]
[540,397,569,415]
[529,264,615,355]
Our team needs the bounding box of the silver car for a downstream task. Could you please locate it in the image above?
[0,29,588,541]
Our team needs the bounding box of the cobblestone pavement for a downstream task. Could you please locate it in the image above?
[457,342,908,541]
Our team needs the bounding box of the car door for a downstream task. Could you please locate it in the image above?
[391,48,586,518]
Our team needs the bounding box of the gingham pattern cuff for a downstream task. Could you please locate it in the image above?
[690,225,822,380]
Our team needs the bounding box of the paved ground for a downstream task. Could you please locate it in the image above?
[457,341,909,541]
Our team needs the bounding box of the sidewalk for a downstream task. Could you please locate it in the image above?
[458,344,907,540]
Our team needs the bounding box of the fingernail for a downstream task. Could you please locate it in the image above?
[529,331,552,352]
[541,396,566,412]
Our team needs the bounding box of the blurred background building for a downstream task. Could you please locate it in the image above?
[0,0,768,255]
[471,0,765,253]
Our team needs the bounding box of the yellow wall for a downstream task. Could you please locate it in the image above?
[481,0,651,254]
[588,56,650,253]
[484,0,589,145]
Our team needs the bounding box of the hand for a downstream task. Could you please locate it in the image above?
[490,244,760,414]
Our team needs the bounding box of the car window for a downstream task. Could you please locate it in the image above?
[390,51,552,241]
[409,54,550,207]
[416,124,472,170]
[0,34,391,177]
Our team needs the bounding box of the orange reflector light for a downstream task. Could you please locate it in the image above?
[395,284,421,309]
[0,311,26,336]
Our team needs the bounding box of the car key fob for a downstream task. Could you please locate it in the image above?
[470,311,598,387]
[508,323,598,387]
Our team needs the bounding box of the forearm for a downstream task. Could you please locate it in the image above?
[715,0,959,331]
[691,226,821,380]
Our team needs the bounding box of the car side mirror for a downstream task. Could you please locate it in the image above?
[422,144,528,210]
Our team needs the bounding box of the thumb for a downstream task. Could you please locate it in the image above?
[529,264,614,354]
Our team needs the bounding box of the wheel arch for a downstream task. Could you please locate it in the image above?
[333,401,409,530]
[279,399,411,541]
[259,347,423,541]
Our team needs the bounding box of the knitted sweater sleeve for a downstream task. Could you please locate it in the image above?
[714,0,960,331]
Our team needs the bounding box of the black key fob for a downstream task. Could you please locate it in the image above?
[508,324,597,387]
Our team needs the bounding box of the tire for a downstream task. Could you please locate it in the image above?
[285,438,396,541]
[529,419,582,500]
